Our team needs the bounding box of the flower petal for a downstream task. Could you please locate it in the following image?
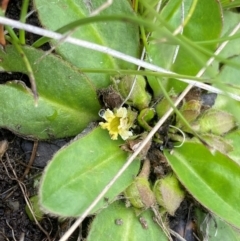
[99,107,136,140]
[99,122,110,130]
[109,130,118,140]
[116,107,128,118]
[103,109,115,121]
[119,129,133,140]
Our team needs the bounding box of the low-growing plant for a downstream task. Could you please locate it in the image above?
[1,0,240,240]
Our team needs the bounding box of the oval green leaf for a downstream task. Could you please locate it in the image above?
[39,127,140,217]
[33,0,139,88]
[164,142,240,228]
[87,201,168,241]
[0,45,100,139]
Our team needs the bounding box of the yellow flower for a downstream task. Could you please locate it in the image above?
[99,107,136,140]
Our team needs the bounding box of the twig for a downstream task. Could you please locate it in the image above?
[90,0,113,16]
[20,140,38,180]
[5,220,17,241]
[2,154,51,241]
[0,0,9,45]
[0,16,240,101]
[169,229,188,241]
[0,231,10,241]
[151,205,172,241]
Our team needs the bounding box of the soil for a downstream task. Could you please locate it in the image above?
[0,132,49,240]
[0,1,64,240]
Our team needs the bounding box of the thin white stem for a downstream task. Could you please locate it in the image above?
[172,0,184,63]
[90,0,113,16]
[169,125,186,148]
[120,49,145,107]
[196,22,240,77]
[121,0,163,107]
[1,16,240,101]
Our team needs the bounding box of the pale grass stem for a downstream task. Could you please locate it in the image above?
[0,14,240,241]
[0,16,240,101]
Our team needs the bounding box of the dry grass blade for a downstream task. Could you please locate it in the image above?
[0,16,239,101]
[2,154,51,241]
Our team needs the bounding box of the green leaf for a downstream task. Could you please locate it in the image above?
[0,46,100,139]
[207,219,240,241]
[192,109,236,135]
[87,201,168,241]
[33,0,139,88]
[39,127,140,217]
[225,129,240,166]
[25,195,44,222]
[164,142,240,228]
[147,0,222,96]
[214,95,240,125]
[216,56,240,95]
[210,12,240,124]
[195,208,240,241]
[219,11,240,58]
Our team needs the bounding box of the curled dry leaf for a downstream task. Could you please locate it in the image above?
[120,135,152,159]
[0,140,8,158]
[0,0,10,46]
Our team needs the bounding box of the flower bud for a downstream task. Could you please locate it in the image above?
[177,100,201,125]
[192,134,233,155]
[137,108,155,131]
[153,174,185,216]
[125,177,156,209]
[192,109,236,135]
[120,134,152,159]
[114,75,151,110]
[155,95,177,118]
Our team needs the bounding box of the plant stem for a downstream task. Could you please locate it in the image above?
[19,0,30,44]
[4,25,19,43]
[138,158,151,179]
[7,38,38,104]
[0,16,239,101]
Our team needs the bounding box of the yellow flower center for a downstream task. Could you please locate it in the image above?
[99,107,137,140]
[109,116,121,132]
